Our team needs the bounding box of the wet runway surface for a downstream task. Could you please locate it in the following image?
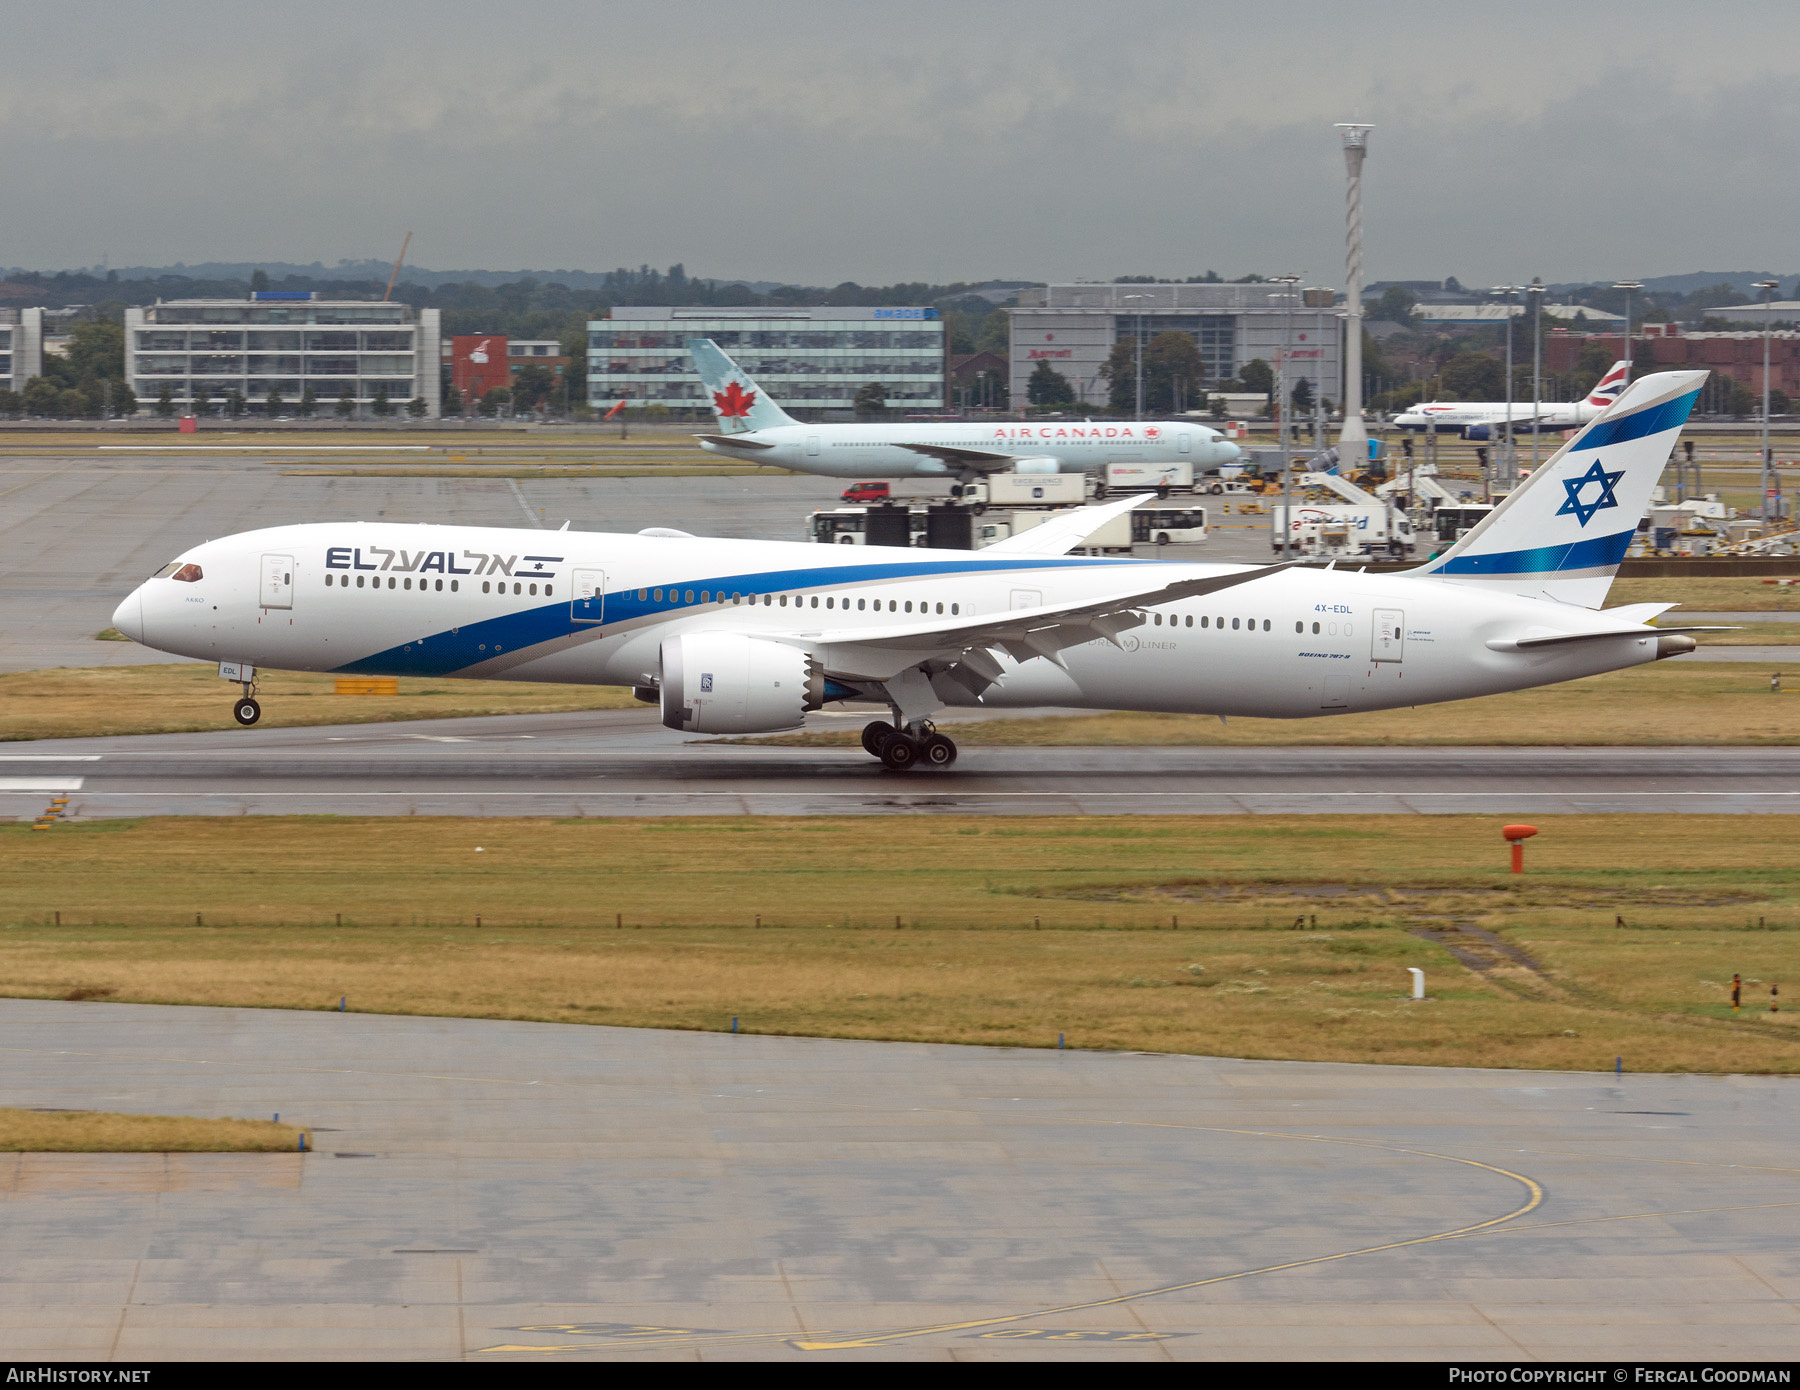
[2,999,1796,1361]
[5,708,1798,816]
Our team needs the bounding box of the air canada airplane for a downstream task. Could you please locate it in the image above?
[1392,360,1630,439]
[687,338,1243,481]
[113,370,1715,771]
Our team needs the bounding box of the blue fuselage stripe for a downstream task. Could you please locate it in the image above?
[332,553,1146,676]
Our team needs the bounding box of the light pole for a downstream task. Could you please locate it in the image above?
[1120,293,1150,418]
[1334,123,1373,451]
[1311,288,1328,448]
[1491,286,1521,487]
[1526,282,1545,477]
[1755,279,1781,528]
[1273,274,1302,558]
[1612,280,1643,384]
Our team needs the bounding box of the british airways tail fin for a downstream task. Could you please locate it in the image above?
[1409,369,1705,608]
[688,338,798,433]
[1584,359,1631,408]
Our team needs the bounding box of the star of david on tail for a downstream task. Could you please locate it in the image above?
[1555,460,1626,527]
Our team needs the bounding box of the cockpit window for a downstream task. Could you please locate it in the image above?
[152,562,182,578]
[171,564,203,583]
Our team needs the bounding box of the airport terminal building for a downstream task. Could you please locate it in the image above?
[124,294,442,415]
[587,306,945,415]
[1006,283,1342,413]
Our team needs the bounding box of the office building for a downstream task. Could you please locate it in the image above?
[587,306,944,414]
[1006,283,1341,413]
[124,293,441,415]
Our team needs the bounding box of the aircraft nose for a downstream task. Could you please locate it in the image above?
[1217,440,1243,463]
[111,588,145,644]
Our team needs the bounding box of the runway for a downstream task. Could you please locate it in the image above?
[5,707,1800,816]
[1,999,1795,1361]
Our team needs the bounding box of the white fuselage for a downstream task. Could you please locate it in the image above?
[1393,399,1608,433]
[698,421,1242,478]
[113,521,1670,722]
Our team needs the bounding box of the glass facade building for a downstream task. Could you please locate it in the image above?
[123,296,441,415]
[588,306,945,414]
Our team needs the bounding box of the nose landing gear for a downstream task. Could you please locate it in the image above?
[861,720,957,771]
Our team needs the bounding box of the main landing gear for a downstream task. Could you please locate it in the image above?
[861,720,957,771]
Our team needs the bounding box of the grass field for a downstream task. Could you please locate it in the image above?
[11,657,1798,746]
[0,1108,306,1153]
[3,815,1797,1074]
[752,663,1800,748]
[1609,576,1800,611]
[0,663,639,742]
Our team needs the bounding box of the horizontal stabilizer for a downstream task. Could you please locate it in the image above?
[695,433,777,451]
[1486,625,1732,651]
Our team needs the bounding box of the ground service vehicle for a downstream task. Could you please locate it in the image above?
[953,474,1087,510]
[1273,504,1416,558]
[1132,508,1209,545]
[841,481,890,504]
[1095,462,1195,498]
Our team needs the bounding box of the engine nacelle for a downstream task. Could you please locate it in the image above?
[1463,424,1492,441]
[1010,456,1063,475]
[659,632,824,733]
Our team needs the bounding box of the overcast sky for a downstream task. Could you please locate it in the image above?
[7,0,1797,288]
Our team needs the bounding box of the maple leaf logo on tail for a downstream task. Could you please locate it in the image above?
[713,380,757,420]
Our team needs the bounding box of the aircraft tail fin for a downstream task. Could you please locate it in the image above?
[1409,369,1705,608]
[1584,359,1631,408]
[688,338,798,433]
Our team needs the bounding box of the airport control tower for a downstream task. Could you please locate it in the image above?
[1335,123,1372,452]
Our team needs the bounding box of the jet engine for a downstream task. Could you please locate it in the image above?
[659,632,825,733]
[1010,456,1062,475]
[1463,425,1493,441]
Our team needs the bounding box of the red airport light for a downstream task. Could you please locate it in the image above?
[1503,823,1539,875]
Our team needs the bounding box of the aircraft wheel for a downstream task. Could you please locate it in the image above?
[861,720,896,756]
[233,697,262,727]
[879,733,920,771]
[922,734,957,766]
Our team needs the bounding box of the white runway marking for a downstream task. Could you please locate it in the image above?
[0,778,84,791]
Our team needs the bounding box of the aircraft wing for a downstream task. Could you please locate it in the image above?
[791,560,1300,685]
[695,433,777,451]
[891,442,1028,472]
[978,495,1143,557]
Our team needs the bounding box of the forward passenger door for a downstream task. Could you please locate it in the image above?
[259,554,293,610]
[571,568,606,623]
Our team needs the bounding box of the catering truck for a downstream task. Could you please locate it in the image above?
[951,473,1087,509]
[1270,503,1416,559]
